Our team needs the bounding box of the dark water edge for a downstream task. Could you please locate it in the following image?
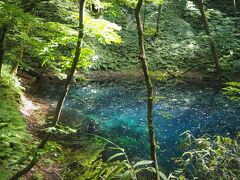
[33,78,240,174]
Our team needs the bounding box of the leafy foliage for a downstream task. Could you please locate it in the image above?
[223,82,240,101]
[173,131,240,179]
[0,68,31,178]
[1,0,240,74]
[85,15,122,44]
[93,146,159,180]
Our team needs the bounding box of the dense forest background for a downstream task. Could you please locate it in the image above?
[1,0,240,77]
[0,0,240,179]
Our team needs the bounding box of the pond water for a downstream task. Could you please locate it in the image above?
[39,80,240,173]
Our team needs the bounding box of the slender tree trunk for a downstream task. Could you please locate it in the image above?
[197,0,221,77]
[10,1,36,76]
[10,46,24,75]
[233,0,237,17]
[233,0,238,27]
[0,25,7,76]
[155,4,163,35]
[135,1,160,180]
[9,0,86,179]
[143,4,147,30]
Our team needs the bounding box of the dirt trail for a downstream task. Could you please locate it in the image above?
[17,71,62,180]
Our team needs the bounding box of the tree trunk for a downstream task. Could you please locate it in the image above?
[0,25,7,76]
[10,46,24,75]
[11,1,37,76]
[9,0,86,179]
[143,4,147,30]
[197,0,221,77]
[135,1,160,180]
[233,0,237,17]
[155,4,163,35]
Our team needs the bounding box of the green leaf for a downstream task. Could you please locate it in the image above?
[105,162,125,180]
[217,136,221,144]
[107,153,125,162]
[159,171,168,180]
[179,175,185,180]
[120,170,133,180]
[133,160,153,167]
[109,147,125,152]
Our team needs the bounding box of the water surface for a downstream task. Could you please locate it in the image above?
[41,80,240,172]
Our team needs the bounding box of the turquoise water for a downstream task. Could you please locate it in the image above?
[41,80,240,172]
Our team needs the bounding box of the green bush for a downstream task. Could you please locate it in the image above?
[173,131,240,180]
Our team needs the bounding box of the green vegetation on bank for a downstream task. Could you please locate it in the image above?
[0,67,30,179]
[174,131,240,179]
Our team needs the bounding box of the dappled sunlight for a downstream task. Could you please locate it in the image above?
[20,94,38,117]
[43,81,240,173]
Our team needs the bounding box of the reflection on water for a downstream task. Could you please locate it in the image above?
[41,80,240,172]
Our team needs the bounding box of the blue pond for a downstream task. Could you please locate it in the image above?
[45,80,240,172]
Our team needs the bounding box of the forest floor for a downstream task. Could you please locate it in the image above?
[22,100,61,179]
[14,71,62,179]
